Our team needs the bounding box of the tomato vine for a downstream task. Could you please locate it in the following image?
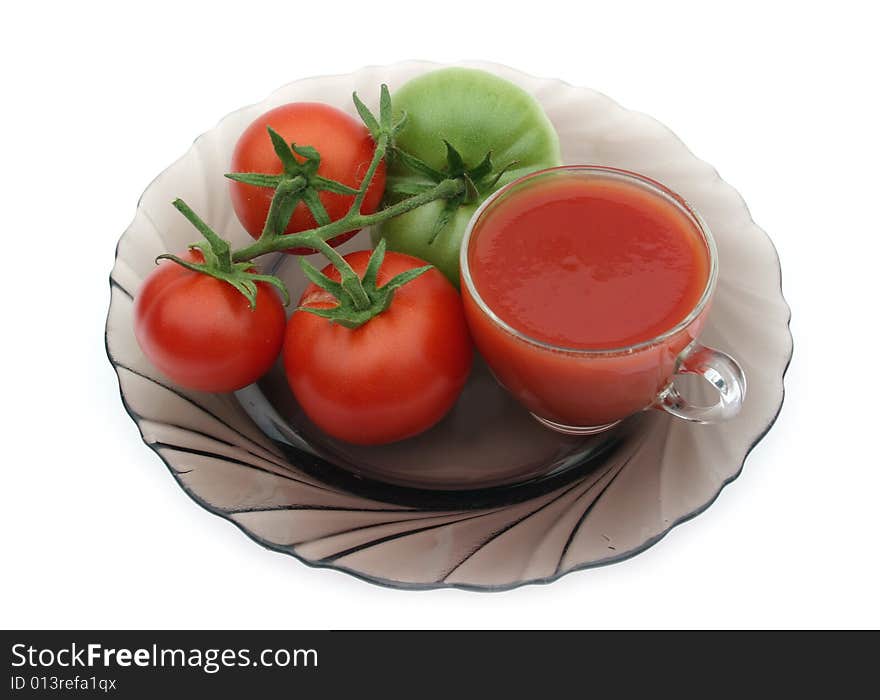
[163,84,470,308]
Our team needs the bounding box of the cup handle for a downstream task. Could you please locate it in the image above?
[656,342,746,423]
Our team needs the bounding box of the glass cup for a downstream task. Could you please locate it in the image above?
[459,166,746,435]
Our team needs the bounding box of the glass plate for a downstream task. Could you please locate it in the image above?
[105,61,792,590]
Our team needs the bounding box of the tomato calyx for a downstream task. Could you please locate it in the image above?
[295,238,431,330]
[386,142,520,244]
[353,84,408,145]
[157,199,290,309]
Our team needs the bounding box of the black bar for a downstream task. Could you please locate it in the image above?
[2,630,875,696]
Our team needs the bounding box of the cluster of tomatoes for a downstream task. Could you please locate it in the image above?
[134,100,472,446]
[133,68,564,447]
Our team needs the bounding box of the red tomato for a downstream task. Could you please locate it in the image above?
[134,250,286,392]
[229,102,385,253]
[284,251,472,445]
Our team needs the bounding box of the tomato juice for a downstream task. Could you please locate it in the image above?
[461,167,715,429]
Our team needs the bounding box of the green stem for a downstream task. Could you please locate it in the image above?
[348,133,388,217]
[172,198,232,272]
[260,175,307,238]
[308,238,371,310]
[231,178,463,263]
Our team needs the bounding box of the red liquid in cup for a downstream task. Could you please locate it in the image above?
[462,170,712,427]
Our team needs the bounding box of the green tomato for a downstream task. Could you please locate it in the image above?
[373,68,562,285]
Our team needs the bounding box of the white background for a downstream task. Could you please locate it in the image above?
[2,1,878,630]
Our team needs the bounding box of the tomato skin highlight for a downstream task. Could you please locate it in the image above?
[283,251,473,445]
[133,250,286,393]
[229,102,385,254]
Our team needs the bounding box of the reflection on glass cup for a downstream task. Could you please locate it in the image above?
[460,166,746,435]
